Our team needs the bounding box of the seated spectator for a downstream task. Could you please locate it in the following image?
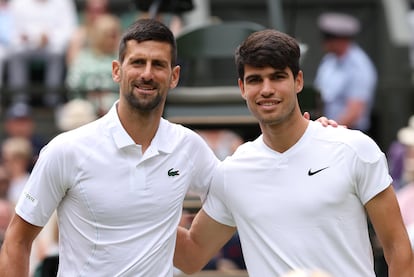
[55,98,98,132]
[0,0,12,89]
[1,136,33,205]
[7,0,77,106]
[33,212,59,277]
[0,165,10,199]
[0,198,13,248]
[387,140,407,190]
[395,118,414,226]
[66,0,110,66]
[65,14,121,116]
[196,129,244,161]
[134,0,194,36]
[3,102,47,161]
[215,231,246,271]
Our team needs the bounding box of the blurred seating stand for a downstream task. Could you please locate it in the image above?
[164,21,265,141]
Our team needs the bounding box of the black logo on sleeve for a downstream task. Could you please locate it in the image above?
[308,167,329,176]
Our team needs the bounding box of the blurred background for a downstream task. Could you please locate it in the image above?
[1,0,412,152]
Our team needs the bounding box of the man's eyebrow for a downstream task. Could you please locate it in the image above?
[245,74,259,78]
[272,68,288,74]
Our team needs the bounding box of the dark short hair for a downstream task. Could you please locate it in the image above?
[235,29,300,80]
[118,19,177,66]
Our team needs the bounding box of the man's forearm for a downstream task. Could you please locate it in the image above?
[174,226,205,274]
[385,241,414,277]
[0,241,31,276]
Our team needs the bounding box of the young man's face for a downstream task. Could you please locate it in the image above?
[238,65,303,125]
[112,40,180,112]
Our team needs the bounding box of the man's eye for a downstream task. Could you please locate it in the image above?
[153,61,167,68]
[272,74,286,80]
[246,78,260,83]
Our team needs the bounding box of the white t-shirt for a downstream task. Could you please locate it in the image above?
[204,121,391,277]
[16,103,219,277]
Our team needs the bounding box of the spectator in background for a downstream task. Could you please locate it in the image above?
[196,129,244,161]
[387,138,407,190]
[0,199,13,248]
[314,12,377,134]
[7,0,77,107]
[1,136,33,205]
[394,116,414,251]
[32,213,59,277]
[66,0,110,66]
[3,102,47,162]
[55,98,98,132]
[0,0,12,90]
[134,0,194,36]
[66,14,121,116]
[387,116,414,191]
[0,165,10,199]
[394,117,414,227]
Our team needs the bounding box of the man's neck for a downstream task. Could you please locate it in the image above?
[117,102,162,153]
[261,115,309,153]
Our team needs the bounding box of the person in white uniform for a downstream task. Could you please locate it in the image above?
[174,29,414,277]
[313,12,377,133]
[0,19,220,276]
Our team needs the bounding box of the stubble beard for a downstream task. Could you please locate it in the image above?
[255,101,296,126]
[126,88,163,112]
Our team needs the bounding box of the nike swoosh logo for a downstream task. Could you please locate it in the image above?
[308,167,329,176]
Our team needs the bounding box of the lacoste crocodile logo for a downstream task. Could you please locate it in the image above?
[308,167,329,176]
[168,168,180,177]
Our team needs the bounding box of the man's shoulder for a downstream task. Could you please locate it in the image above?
[314,124,383,162]
[47,118,104,150]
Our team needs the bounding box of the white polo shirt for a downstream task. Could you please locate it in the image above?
[16,103,219,276]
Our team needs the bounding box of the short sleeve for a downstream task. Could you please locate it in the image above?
[16,136,74,227]
[203,162,236,227]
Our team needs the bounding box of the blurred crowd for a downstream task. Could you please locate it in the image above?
[0,0,198,112]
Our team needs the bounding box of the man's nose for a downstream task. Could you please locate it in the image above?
[141,63,154,80]
[261,79,275,96]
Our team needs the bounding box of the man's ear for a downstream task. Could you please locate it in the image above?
[295,70,304,94]
[112,60,121,83]
[238,78,247,100]
[170,65,181,89]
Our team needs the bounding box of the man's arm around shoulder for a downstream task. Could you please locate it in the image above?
[174,209,236,274]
